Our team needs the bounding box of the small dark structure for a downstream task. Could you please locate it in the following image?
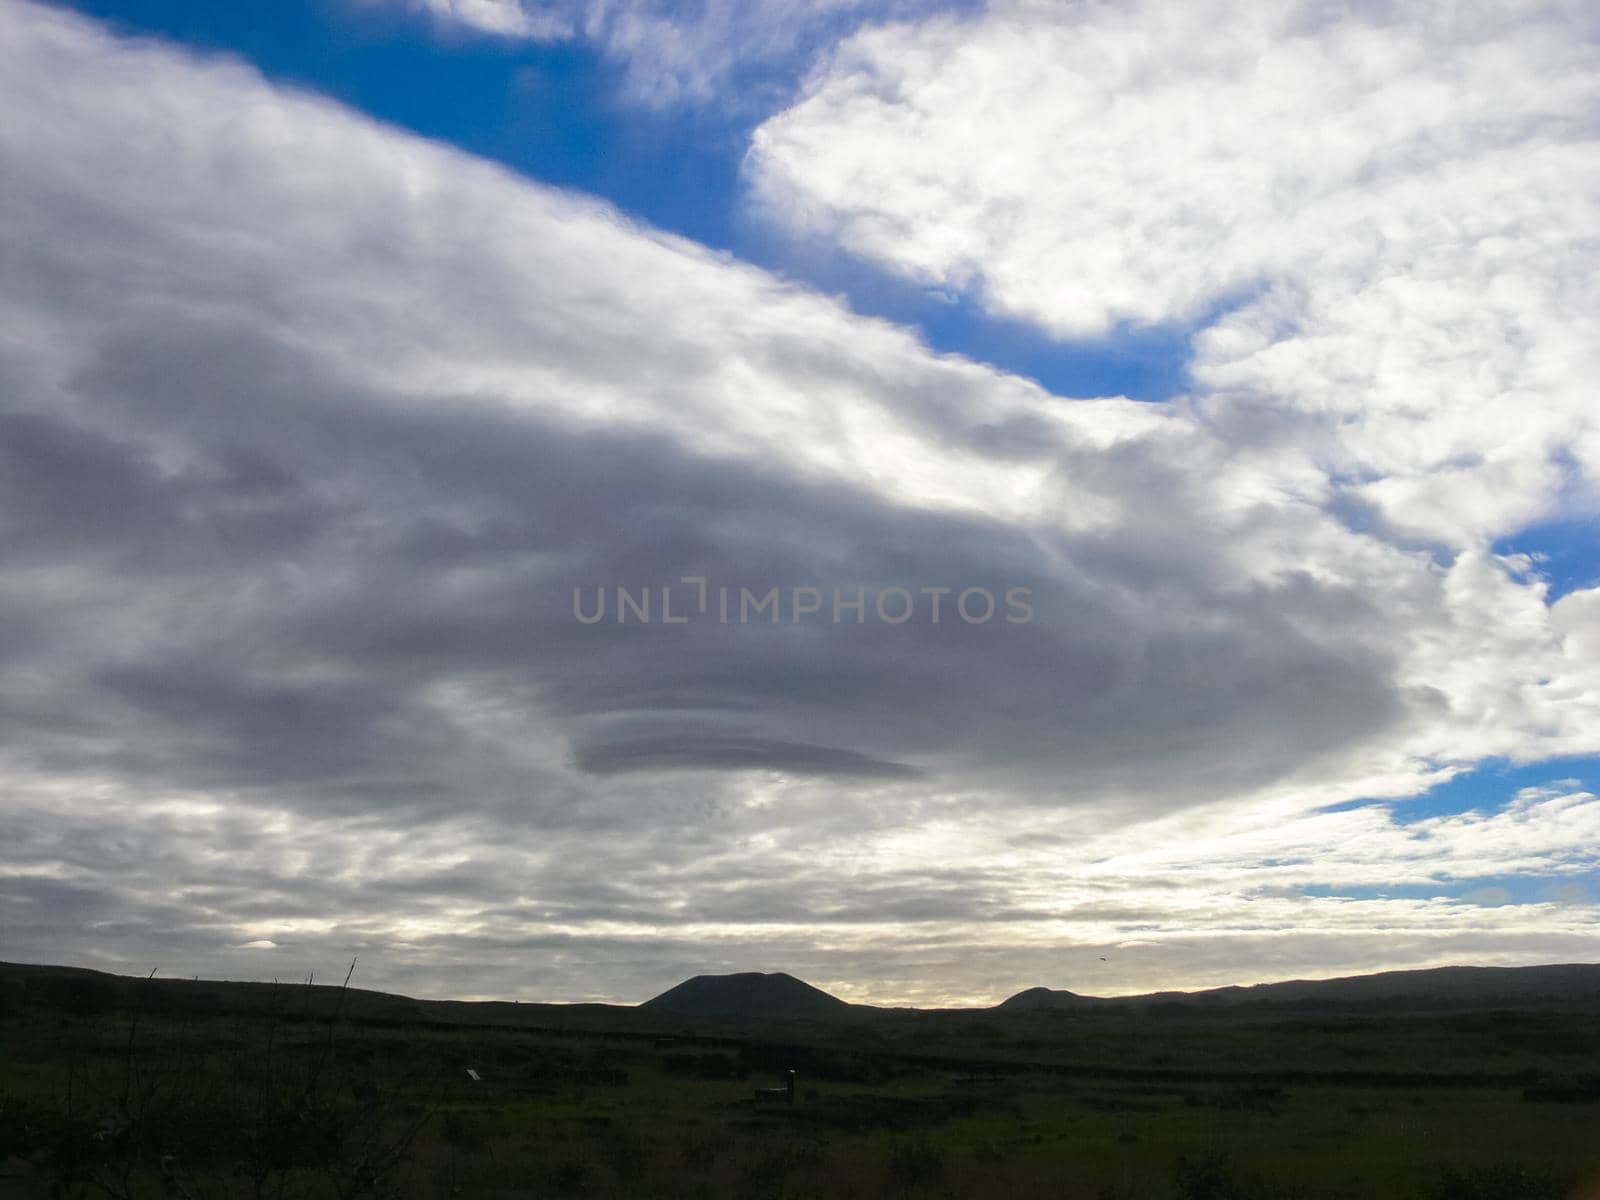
[753,1069,797,1105]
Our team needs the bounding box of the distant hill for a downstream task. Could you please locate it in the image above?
[995,986,1094,1011]
[996,964,1600,1012]
[641,971,850,1018]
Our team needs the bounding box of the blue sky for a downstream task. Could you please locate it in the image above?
[62,1,730,237]
[1498,517,1600,603]
[1392,758,1598,824]
[3,0,1597,1003]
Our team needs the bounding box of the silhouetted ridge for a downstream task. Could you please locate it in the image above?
[995,964,1600,1011]
[641,971,849,1017]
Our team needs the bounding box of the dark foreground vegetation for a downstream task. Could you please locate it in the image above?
[2,961,1598,1199]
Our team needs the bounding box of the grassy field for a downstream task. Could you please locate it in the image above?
[2,968,1598,1198]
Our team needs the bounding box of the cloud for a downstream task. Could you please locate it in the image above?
[747,0,1600,546]
[1,0,1597,1003]
[1081,785,1600,894]
[400,0,574,39]
[369,0,970,111]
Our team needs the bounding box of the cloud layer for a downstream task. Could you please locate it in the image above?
[0,0,1596,1003]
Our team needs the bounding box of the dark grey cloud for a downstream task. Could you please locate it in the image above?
[0,302,1404,820]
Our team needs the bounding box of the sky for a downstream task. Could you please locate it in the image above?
[0,0,1597,1007]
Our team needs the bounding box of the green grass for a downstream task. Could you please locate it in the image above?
[1,981,1597,1198]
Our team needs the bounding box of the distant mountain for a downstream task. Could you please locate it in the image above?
[641,971,850,1018]
[996,964,1600,1012]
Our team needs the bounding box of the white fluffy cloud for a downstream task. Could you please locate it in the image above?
[408,0,573,38]
[1,0,1598,1003]
[749,0,1600,546]
[375,0,956,109]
